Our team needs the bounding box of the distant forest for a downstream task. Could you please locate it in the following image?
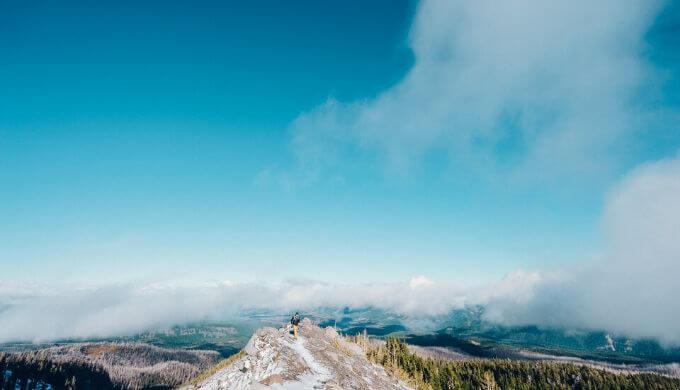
[368,338,680,390]
[0,343,218,390]
[0,352,115,390]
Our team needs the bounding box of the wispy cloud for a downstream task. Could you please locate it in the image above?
[290,0,665,184]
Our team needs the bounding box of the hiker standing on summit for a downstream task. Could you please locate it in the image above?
[290,312,301,339]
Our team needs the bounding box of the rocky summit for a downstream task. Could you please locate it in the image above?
[182,318,411,390]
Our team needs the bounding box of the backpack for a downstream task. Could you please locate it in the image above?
[291,314,300,325]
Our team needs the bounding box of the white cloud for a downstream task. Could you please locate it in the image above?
[291,0,664,182]
[408,275,434,289]
[0,278,446,343]
[0,273,546,343]
[485,154,680,343]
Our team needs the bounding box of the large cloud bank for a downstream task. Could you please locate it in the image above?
[292,0,663,180]
[485,154,680,344]
[0,271,549,343]
[0,277,473,343]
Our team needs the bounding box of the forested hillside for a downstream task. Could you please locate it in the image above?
[368,338,680,390]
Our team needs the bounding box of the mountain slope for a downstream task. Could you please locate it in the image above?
[183,319,411,390]
[0,342,220,389]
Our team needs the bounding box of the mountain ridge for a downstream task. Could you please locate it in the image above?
[181,318,411,390]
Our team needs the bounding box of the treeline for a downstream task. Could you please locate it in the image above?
[367,338,680,390]
[0,352,115,390]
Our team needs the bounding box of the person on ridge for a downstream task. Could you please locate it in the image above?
[290,312,301,339]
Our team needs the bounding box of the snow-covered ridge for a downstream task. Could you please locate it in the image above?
[182,318,411,390]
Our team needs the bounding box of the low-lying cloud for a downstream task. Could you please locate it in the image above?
[3,155,679,344]
[0,270,549,343]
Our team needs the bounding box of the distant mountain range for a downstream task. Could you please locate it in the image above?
[313,306,680,365]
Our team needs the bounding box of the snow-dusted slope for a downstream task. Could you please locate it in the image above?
[182,319,411,390]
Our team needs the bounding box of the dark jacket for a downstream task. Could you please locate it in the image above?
[291,314,300,325]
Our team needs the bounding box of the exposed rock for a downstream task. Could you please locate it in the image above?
[324,326,339,339]
[184,321,412,389]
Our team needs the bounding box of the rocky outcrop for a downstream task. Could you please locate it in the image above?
[184,319,412,390]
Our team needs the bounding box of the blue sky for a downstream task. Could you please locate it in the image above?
[2,0,679,287]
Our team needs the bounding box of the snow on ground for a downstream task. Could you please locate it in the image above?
[183,319,411,390]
